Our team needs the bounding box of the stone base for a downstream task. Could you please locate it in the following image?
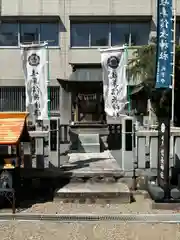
[54,182,130,204]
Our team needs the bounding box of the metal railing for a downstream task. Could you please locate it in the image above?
[0,86,60,112]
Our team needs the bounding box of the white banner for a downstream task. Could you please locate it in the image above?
[100,46,128,118]
[21,42,48,121]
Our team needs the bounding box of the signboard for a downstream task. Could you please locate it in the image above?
[78,93,97,101]
[155,0,173,88]
[157,117,171,197]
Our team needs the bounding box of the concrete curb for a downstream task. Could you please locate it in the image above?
[151,201,180,210]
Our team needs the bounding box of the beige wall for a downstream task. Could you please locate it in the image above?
[0,48,62,86]
[0,0,172,86]
[1,0,153,16]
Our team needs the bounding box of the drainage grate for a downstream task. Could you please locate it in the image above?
[0,214,180,223]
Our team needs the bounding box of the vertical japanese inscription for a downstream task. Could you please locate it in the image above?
[156,0,173,88]
[157,117,170,195]
[31,69,41,118]
[159,123,165,180]
[107,55,122,118]
[28,53,41,119]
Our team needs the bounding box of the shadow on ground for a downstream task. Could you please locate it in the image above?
[0,178,71,212]
[61,157,108,171]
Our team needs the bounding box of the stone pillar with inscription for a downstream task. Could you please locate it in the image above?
[157,111,171,199]
[153,0,174,201]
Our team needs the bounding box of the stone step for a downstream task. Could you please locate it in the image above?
[70,127,109,135]
[78,133,100,153]
[78,143,100,153]
[54,182,130,203]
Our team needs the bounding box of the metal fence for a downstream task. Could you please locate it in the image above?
[0,86,60,113]
[0,87,25,111]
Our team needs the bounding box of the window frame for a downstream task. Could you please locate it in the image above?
[70,22,111,48]
[0,21,60,49]
[0,22,19,48]
[70,21,151,48]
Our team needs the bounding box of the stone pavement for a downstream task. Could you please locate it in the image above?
[0,222,179,240]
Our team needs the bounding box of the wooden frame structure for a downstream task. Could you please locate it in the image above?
[0,112,31,213]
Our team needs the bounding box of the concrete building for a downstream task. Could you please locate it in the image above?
[0,0,178,125]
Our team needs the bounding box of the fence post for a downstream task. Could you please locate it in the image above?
[122,117,134,171]
[35,120,44,169]
[23,142,32,168]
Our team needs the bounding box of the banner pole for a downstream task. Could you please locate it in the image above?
[125,45,131,114]
[171,5,176,126]
[46,42,51,120]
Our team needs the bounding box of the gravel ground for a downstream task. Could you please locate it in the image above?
[0,222,179,240]
[1,195,180,239]
[20,195,177,214]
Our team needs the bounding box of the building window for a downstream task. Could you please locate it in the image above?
[0,21,59,47]
[0,23,18,46]
[70,22,150,47]
[20,23,40,44]
[90,23,109,46]
[111,23,130,46]
[130,23,150,46]
[70,23,89,47]
[70,23,109,47]
[111,22,150,46]
[40,23,59,46]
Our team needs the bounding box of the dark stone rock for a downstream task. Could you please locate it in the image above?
[171,188,180,199]
[148,183,164,200]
